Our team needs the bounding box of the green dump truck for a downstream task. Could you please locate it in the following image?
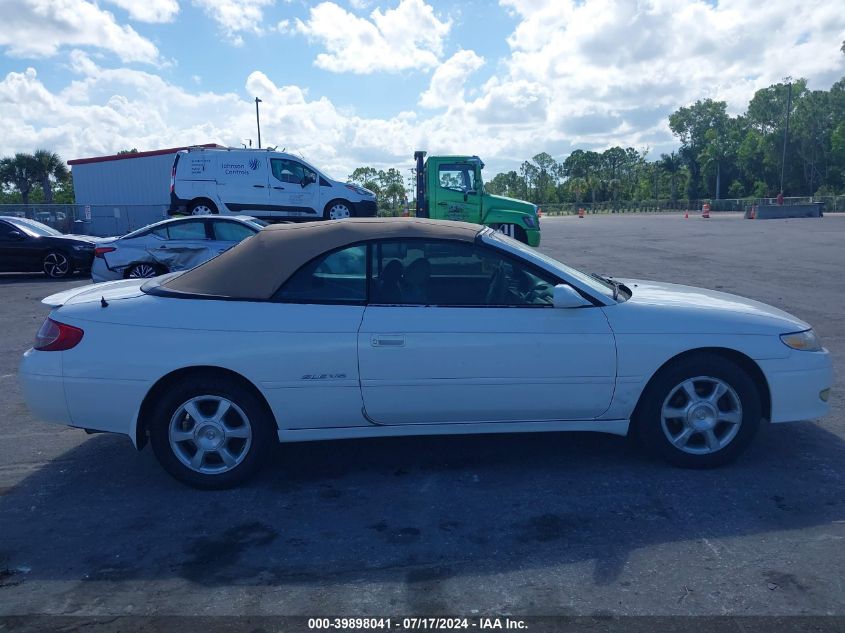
[414,151,540,246]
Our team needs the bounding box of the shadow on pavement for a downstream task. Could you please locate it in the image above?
[2,421,844,602]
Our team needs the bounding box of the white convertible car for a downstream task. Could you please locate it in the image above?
[20,219,832,488]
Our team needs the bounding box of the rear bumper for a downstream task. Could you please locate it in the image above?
[19,349,72,427]
[354,200,378,217]
[759,350,833,423]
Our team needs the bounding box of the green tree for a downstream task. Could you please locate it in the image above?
[32,149,69,204]
[669,98,731,198]
[660,151,682,201]
[0,153,40,205]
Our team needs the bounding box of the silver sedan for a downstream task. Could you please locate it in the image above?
[91,216,265,282]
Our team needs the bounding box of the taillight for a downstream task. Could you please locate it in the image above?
[34,318,84,351]
[170,164,176,193]
[94,246,116,258]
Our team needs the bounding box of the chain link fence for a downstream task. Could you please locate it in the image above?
[538,196,845,216]
[0,204,169,236]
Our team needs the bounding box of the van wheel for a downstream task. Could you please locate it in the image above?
[324,200,352,220]
[190,200,218,215]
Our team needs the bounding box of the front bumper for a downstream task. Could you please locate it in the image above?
[526,228,541,247]
[354,200,378,217]
[758,350,833,423]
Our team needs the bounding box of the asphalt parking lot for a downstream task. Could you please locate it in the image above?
[1,213,843,618]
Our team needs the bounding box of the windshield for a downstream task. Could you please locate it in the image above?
[485,230,618,301]
[4,217,62,237]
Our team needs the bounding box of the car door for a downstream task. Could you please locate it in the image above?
[358,238,617,424]
[432,162,481,224]
[216,154,270,214]
[267,157,320,218]
[148,219,214,271]
[209,219,258,256]
[0,220,38,271]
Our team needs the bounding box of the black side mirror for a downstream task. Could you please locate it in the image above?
[8,230,25,241]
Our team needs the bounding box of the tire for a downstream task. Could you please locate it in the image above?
[492,223,528,244]
[634,352,761,469]
[324,200,352,220]
[126,262,166,279]
[189,199,218,215]
[43,250,73,278]
[148,376,276,489]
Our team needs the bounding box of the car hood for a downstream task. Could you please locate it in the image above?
[606,278,810,334]
[42,278,146,307]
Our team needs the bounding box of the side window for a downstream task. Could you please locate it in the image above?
[438,164,475,191]
[166,220,207,240]
[275,244,367,303]
[150,226,168,239]
[369,239,556,307]
[271,159,315,185]
[212,221,255,242]
[0,222,15,240]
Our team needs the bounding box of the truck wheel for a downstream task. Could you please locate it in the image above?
[324,200,352,220]
[493,223,527,243]
[189,199,218,215]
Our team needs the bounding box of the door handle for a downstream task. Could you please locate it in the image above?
[253,184,265,188]
[273,186,285,190]
[371,335,405,347]
[437,201,447,206]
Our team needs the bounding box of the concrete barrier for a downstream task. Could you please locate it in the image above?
[755,203,823,219]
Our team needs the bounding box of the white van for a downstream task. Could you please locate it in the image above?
[168,147,378,220]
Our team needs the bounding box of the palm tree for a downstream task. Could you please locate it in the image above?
[660,151,682,202]
[33,149,69,204]
[3,153,39,206]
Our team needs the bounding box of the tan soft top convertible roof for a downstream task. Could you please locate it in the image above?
[159,218,485,299]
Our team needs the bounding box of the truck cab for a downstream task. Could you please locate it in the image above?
[415,151,540,246]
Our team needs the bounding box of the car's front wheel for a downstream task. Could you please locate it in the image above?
[149,377,275,488]
[635,353,762,468]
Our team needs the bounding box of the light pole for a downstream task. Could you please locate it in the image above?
[254,97,263,149]
[779,82,792,196]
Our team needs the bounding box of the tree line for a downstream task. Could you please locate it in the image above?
[0,150,73,205]
[484,76,845,206]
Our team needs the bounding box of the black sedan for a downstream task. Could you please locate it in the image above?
[0,216,98,278]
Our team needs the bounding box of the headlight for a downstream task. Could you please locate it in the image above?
[522,215,536,228]
[780,329,823,351]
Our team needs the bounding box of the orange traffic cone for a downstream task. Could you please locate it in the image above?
[702,203,711,219]
[750,205,756,220]
[578,208,585,219]
[537,207,543,218]
[684,211,689,219]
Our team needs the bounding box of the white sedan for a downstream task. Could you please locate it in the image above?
[19,218,832,488]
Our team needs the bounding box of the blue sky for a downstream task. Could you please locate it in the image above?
[1,0,843,179]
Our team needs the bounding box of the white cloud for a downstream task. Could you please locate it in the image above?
[496,0,845,152]
[192,0,275,43]
[104,0,179,23]
[0,0,160,63]
[419,49,485,108]
[293,0,451,73]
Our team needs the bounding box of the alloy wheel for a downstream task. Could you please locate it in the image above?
[168,395,253,475]
[43,252,69,278]
[128,263,159,278]
[660,376,743,454]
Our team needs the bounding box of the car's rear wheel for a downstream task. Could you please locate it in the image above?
[635,353,761,468]
[324,200,352,220]
[43,250,73,278]
[189,199,218,215]
[149,377,275,489]
[126,262,166,279]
